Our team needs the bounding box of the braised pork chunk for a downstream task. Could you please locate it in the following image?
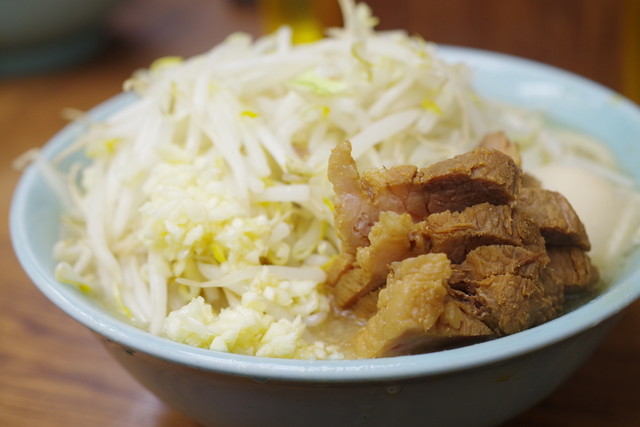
[326,136,599,358]
[327,140,521,257]
[518,187,590,250]
[354,254,493,358]
[333,204,543,309]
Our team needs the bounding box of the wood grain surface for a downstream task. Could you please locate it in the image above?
[2,1,639,426]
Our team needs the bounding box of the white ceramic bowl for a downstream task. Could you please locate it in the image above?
[11,47,640,427]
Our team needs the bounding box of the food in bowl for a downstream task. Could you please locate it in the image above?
[327,136,598,358]
[38,0,640,359]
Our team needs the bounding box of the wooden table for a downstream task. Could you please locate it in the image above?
[2,1,639,425]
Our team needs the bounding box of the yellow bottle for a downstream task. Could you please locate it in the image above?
[259,0,342,44]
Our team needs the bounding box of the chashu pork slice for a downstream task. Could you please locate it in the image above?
[449,245,562,336]
[516,187,599,293]
[542,245,600,294]
[354,253,493,358]
[361,165,427,221]
[518,187,591,250]
[416,146,521,215]
[331,211,414,309]
[331,203,544,309]
[450,244,548,284]
[327,139,375,254]
[413,203,544,264]
[327,141,521,259]
[468,274,563,335]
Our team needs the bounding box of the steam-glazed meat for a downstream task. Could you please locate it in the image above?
[414,203,543,264]
[332,212,414,309]
[327,140,521,256]
[543,246,600,294]
[464,274,562,335]
[521,173,542,188]
[415,147,521,214]
[450,245,548,284]
[449,245,562,336]
[350,288,381,320]
[333,204,543,309]
[361,166,427,221]
[327,135,600,358]
[518,187,590,250]
[326,141,524,304]
[354,254,493,358]
[327,139,376,253]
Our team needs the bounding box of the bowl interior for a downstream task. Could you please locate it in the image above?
[11,46,640,382]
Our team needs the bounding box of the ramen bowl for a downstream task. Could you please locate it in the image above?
[11,47,640,427]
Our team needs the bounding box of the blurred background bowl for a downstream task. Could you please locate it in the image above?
[10,46,640,427]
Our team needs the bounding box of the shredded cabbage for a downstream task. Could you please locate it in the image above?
[50,0,640,359]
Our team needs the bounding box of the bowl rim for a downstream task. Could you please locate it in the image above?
[11,45,640,383]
